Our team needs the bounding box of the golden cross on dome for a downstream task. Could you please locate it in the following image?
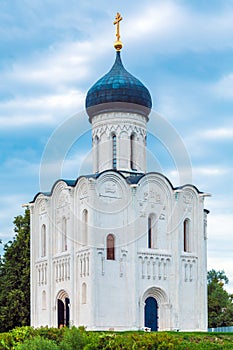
[113,12,123,51]
[114,12,122,41]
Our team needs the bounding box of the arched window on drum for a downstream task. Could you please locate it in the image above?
[94,135,99,173]
[112,134,117,170]
[130,133,137,171]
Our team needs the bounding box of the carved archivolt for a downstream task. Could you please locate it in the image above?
[142,286,169,305]
[56,289,69,303]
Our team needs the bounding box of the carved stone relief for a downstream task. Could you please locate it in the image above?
[98,180,122,202]
[57,191,70,209]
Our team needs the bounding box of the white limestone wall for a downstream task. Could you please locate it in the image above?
[85,172,136,330]
[30,172,208,331]
[168,186,208,331]
[133,174,174,331]
[30,194,51,328]
[91,112,147,173]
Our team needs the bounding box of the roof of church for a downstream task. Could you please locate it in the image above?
[31,170,204,203]
[85,51,152,121]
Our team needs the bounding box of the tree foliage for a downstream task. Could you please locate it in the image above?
[207,269,229,285]
[208,269,233,328]
[0,209,30,332]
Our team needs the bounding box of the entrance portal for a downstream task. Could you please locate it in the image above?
[57,296,70,328]
[144,296,158,331]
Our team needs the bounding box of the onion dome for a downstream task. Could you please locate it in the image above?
[85,51,152,122]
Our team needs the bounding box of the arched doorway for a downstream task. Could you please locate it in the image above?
[142,287,170,331]
[57,290,70,328]
[144,297,158,331]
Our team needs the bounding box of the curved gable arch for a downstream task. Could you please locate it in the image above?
[33,194,48,213]
[96,171,131,197]
[51,181,71,207]
[75,177,89,199]
[137,173,174,203]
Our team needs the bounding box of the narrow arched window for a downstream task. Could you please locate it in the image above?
[82,209,88,246]
[130,134,136,170]
[107,234,115,260]
[148,214,156,249]
[42,290,46,310]
[148,216,152,248]
[95,135,99,173]
[112,134,117,169]
[184,218,190,252]
[41,224,46,257]
[82,283,87,304]
[62,217,67,251]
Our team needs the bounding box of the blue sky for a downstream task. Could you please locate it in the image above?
[1,0,233,291]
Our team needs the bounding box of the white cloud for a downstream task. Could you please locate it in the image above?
[4,1,233,134]
[3,41,94,90]
[193,166,228,177]
[167,165,229,188]
[207,213,233,292]
[181,123,233,161]
[0,37,110,129]
[62,151,93,179]
[208,213,233,240]
[36,150,93,191]
[202,127,233,140]
[0,90,85,128]
[124,2,233,53]
[2,157,39,176]
[210,73,233,100]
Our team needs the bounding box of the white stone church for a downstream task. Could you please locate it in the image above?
[29,15,208,331]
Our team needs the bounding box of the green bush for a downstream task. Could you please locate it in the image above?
[36,327,64,344]
[59,326,87,350]
[0,332,12,350]
[0,326,36,350]
[1,327,233,350]
[15,336,59,350]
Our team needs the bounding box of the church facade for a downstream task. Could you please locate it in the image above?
[29,15,208,331]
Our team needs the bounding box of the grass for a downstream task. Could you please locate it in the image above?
[1,327,233,349]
